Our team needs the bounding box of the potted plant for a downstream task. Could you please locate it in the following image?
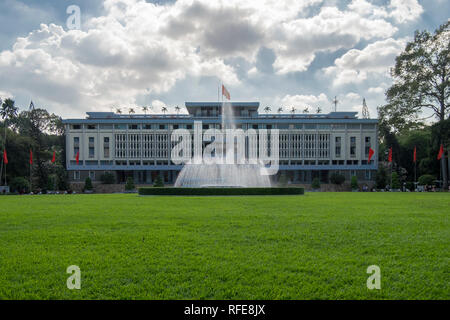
[351,176,359,192]
[83,177,94,193]
[125,176,136,192]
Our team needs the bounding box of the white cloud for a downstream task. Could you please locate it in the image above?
[278,93,330,109]
[324,37,408,86]
[0,0,424,117]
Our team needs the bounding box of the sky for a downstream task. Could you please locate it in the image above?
[0,0,448,119]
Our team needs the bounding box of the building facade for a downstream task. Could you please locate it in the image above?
[63,102,378,185]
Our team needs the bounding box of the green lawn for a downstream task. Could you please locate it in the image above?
[0,192,448,299]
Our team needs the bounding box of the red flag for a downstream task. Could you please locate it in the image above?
[222,84,230,100]
[76,151,79,164]
[368,147,375,162]
[51,151,56,163]
[29,149,33,165]
[413,146,417,163]
[3,150,8,165]
[437,144,444,160]
[388,147,392,163]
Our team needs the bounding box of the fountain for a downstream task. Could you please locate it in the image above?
[174,101,271,188]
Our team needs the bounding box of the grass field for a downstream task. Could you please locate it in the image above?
[0,192,448,300]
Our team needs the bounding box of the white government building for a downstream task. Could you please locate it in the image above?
[63,102,378,185]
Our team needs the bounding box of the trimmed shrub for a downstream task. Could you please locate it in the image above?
[418,174,435,186]
[84,177,93,191]
[351,176,358,190]
[100,172,115,184]
[330,173,345,185]
[125,176,135,191]
[139,187,304,196]
[10,177,30,193]
[405,181,415,191]
[391,172,401,189]
[153,175,164,187]
[311,177,320,190]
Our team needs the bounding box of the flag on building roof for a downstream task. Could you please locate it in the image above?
[222,85,230,100]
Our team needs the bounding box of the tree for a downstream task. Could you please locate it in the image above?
[303,107,309,113]
[175,105,181,115]
[418,174,435,186]
[125,176,135,191]
[153,175,164,187]
[142,106,148,116]
[128,108,135,116]
[277,107,283,114]
[161,106,168,116]
[116,108,122,114]
[1,98,18,185]
[330,172,345,185]
[379,21,449,187]
[83,177,93,191]
[351,175,358,190]
[264,106,271,114]
[316,106,322,114]
[391,172,401,189]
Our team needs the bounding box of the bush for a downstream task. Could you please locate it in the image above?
[139,187,304,196]
[351,176,358,190]
[125,176,135,191]
[100,172,115,184]
[405,181,415,191]
[46,174,57,191]
[10,177,30,193]
[375,166,388,189]
[83,177,93,191]
[418,174,435,186]
[153,175,164,187]
[330,173,345,185]
[391,172,401,189]
[311,177,320,190]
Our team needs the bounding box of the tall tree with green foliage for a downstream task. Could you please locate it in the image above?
[379,21,449,188]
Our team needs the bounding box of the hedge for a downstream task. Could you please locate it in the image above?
[138,187,304,196]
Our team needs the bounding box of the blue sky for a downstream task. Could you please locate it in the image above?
[0,0,448,118]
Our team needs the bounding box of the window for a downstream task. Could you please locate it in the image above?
[350,137,356,157]
[304,124,317,129]
[74,171,80,180]
[143,124,152,130]
[104,137,110,158]
[187,124,193,130]
[72,124,81,130]
[159,124,166,130]
[202,124,209,130]
[99,124,113,129]
[128,124,139,130]
[173,124,179,129]
[365,136,371,157]
[89,171,95,180]
[335,137,341,158]
[87,124,96,130]
[365,170,371,180]
[89,137,95,158]
[252,124,258,129]
[73,137,80,157]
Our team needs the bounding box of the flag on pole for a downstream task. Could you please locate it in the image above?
[388,147,392,163]
[222,85,230,100]
[413,146,417,163]
[51,151,56,163]
[29,149,33,165]
[437,144,444,160]
[368,147,375,162]
[76,151,79,165]
[3,150,8,164]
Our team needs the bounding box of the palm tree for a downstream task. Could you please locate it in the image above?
[303,107,309,114]
[316,106,322,114]
[142,106,148,116]
[277,107,283,114]
[290,107,296,116]
[116,108,122,114]
[161,106,168,116]
[175,105,181,116]
[264,106,271,115]
[128,108,135,116]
